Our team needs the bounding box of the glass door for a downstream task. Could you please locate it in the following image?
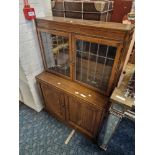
[39,30,71,78]
[74,35,121,94]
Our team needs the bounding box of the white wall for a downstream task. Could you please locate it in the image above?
[19,0,52,112]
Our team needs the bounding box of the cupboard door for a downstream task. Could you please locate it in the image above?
[66,95,102,137]
[65,96,82,126]
[80,104,102,137]
[73,34,123,95]
[39,30,71,78]
[40,83,65,120]
[75,39,117,93]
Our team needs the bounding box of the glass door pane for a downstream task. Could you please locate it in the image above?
[75,40,117,92]
[40,32,70,77]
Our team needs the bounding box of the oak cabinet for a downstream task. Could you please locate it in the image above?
[35,17,134,140]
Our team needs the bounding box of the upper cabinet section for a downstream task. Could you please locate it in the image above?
[35,17,134,95]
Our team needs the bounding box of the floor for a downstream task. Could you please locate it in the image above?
[19,103,135,155]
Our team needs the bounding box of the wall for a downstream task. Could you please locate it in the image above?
[19,0,52,112]
[111,0,132,23]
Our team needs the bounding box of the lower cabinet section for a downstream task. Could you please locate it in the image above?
[37,76,108,139]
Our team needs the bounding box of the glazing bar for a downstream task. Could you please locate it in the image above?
[80,41,83,81]
[63,1,65,18]
[56,35,59,46]
[45,32,50,53]
[91,53,114,61]
[62,36,67,75]
[82,2,83,20]
[100,46,109,86]
[75,45,77,80]
[46,33,53,67]
[76,51,114,61]
[55,35,59,67]
[86,42,91,81]
[93,44,100,81]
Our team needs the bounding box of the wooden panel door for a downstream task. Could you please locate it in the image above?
[80,104,102,137]
[65,96,82,126]
[40,83,66,121]
[66,95,103,137]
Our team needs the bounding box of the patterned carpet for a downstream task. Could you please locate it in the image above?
[19,103,135,155]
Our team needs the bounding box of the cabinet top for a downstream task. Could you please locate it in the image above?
[35,16,134,32]
[36,72,109,110]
